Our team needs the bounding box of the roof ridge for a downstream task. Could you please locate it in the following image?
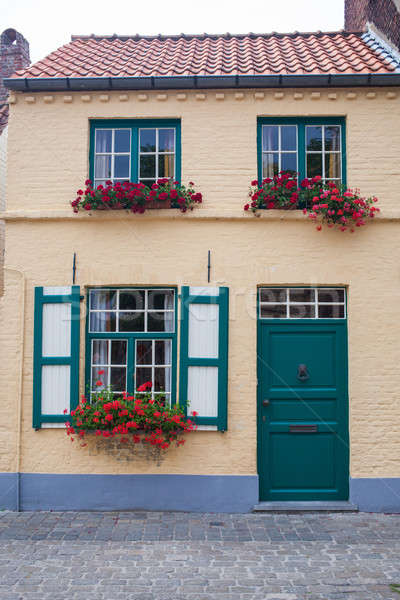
[70,30,358,42]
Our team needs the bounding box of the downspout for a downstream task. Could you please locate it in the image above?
[4,267,26,511]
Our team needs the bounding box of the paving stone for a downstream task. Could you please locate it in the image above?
[0,512,399,598]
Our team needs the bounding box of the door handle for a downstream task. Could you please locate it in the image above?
[262,399,270,406]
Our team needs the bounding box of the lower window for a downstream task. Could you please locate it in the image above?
[87,288,176,402]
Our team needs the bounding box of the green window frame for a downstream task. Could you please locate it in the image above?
[89,119,181,187]
[257,117,346,187]
[85,287,178,404]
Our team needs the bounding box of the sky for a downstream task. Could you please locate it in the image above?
[3,0,345,64]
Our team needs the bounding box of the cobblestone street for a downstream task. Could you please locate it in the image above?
[0,511,399,599]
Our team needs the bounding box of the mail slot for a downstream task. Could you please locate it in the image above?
[289,424,318,433]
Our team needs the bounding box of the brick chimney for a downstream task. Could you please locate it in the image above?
[0,28,30,104]
[345,0,400,51]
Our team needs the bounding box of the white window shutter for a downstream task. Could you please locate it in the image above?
[180,286,229,430]
[33,286,80,429]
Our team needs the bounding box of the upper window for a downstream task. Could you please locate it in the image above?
[258,118,345,185]
[90,119,181,188]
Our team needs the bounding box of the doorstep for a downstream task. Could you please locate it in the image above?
[253,501,358,512]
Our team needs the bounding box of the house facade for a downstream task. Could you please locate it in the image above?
[1,0,400,513]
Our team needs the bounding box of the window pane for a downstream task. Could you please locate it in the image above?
[318,289,345,303]
[307,153,323,178]
[136,367,152,388]
[148,290,174,310]
[90,312,116,332]
[154,367,166,391]
[90,290,117,310]
[95,155,112,179]
[95,129,112,153]
[140,129,156,152]
[114,155,130,178]
[159,129,175,152]
[94,179,107,188]
[91,367,109,390]
[289,305,315,318]
[281,126,297,151]
[148,312,169,332]
[136,340,152,365]
[114,129,131,153]
[325,126,340,151]
[318,304,345,318]
[119,312,145,332]
[140,155,156,179]
[111,340,127,365]
[281,153,297,174]
[158,154,174,178]
[325,153,341,180]
[262,153,279,178]
[92,340,108,365]
[260,288,286,303]
[92,340,109,365]
[289,288,315,303]
[260,305,287,318]
[262,126,279,151]
[155,340,172,365]
[110,367,126,391]
[306,126,322,151]
[119,290,145,311]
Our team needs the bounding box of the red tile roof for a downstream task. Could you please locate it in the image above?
[9,31,400,79]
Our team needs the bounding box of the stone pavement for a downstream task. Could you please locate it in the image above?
[0,511,399,599]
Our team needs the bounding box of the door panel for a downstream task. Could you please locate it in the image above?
[269,332,336,387]
[270,432,336,490]
[258,321,349,501]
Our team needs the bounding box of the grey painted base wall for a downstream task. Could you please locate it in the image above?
[1,474,399,513]
[349,477,400,513]
[0,473,259,513]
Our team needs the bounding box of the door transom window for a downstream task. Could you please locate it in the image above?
[259,287,346,319]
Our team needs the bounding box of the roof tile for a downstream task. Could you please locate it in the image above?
[8,31,400,81]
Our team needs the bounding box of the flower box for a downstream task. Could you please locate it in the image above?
[72,178,202,214]
[145,197,172,209]
[244,172,380,232]
[65,381,197,461]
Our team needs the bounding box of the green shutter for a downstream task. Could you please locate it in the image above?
[179,286,229,431]
[33,286,80,429]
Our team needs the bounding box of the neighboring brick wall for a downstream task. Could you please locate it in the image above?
[0,29,29,294]
[345,0,400,50]
[345,0,369,30]
[0,29,29,104]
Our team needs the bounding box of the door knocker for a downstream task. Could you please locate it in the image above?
[297,364,309,382]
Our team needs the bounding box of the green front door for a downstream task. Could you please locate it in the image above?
[258,296,349,501]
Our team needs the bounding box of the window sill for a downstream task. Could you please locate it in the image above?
[1,208,395,222]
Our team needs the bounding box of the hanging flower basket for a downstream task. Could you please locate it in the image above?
[244,172,380,232]
[71,178,202,214]
[65,381,197,462]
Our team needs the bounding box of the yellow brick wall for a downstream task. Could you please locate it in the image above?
[0,125,7,295]
[1,88,400,478]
